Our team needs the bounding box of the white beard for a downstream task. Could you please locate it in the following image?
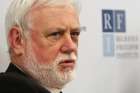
[22,39,77,89]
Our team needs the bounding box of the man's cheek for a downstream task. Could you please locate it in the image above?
[34,51,55,64]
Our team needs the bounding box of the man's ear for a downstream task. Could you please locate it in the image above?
[8,26,25,56]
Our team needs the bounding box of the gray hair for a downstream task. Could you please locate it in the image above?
[5,0,81,47]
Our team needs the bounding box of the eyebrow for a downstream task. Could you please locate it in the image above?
[43,26,81,35]
[43,27,66,36]
[71,27,81,32]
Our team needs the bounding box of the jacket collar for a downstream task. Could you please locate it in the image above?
[6,63,28,77]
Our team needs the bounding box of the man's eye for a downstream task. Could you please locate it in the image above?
[47,31,63,41]
[50,32,61,37]
[71,31,80,38]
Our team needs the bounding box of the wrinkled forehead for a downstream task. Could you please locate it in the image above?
[27,0,78,15]
[24,5,79,30]
[28,4,78,15]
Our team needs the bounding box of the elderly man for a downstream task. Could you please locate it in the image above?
[0,0,81,93]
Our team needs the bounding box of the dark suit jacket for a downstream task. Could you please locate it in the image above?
[0,63,52,93]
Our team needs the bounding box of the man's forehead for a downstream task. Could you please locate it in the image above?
[24,5,79,31]
[28,5,76,15]
[26,5,78,23]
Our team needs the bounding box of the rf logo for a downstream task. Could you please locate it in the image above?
[102,9,126,57]
[102,10,126,32]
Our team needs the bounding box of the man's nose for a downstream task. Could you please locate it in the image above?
[60,34,77,54]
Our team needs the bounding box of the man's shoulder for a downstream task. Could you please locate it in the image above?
[0,72,33,85]
[0,72,50,93]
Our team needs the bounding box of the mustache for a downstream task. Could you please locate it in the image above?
[55,53,77,64]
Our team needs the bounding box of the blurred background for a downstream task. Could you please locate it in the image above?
[1,0,140,93]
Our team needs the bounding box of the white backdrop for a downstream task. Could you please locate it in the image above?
[1,0,140,93]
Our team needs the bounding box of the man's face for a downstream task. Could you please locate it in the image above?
[23,5,80,88]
